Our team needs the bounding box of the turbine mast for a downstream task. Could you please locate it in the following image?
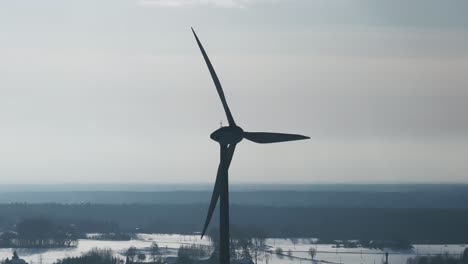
[219,162,230,264]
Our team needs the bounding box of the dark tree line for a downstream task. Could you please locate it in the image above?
[0,218,78,248]
[1,204,468,243]
[54,248,120,264]
[407,248,468,264]
[124,243,164,264]
[3,186,468,208]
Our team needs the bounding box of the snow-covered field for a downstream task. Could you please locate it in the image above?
[0,235,465,264]
[263,239,466,264]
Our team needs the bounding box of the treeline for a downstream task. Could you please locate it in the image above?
[1,204,468,243]
[407,248,468,264]
[86,233,131,241]
[54,248,120,264]
[2,189,468,208]
[0,218,78,248]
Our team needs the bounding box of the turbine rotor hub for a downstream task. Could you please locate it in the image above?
[210,126,244,144]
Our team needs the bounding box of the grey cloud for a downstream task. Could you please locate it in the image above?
[138,0,281,8]
[0,0,467,183]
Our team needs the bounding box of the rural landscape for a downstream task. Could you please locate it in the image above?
[1,0,467,264]
[1,184,468,264]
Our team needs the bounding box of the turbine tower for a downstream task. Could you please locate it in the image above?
[192,28,309,264]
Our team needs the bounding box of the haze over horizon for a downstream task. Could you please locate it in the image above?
[0,0,467,184]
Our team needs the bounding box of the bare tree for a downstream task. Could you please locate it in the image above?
[290,238,298,249]
[275,247,284,259]
[126,246,137,262]
[308,247,316,261]
[251,238,265,264]
[150,242,160,262]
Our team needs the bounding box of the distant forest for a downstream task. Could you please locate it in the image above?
[1,189,468,208]
[0,203,467,243]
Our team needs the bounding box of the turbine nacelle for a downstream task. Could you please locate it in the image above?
[210,126,244,144]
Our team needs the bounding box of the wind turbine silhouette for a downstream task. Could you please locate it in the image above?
[192,28,309,264]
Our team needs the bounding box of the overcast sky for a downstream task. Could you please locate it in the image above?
[0,0,467,184]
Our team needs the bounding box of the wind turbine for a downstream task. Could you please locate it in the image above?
[192,28,309,264]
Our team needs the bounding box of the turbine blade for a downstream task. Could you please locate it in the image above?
[201,160,224,238]
[191,27,236,126]
[201,143,237,238]
[243,132,310,144]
